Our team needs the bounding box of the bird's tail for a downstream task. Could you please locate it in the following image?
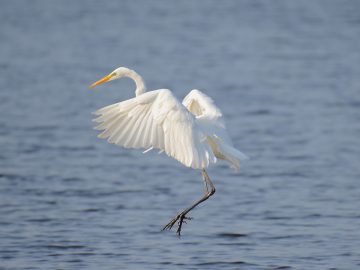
[220,143,249,171]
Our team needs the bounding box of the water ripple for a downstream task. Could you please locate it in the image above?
[1,1,359,269]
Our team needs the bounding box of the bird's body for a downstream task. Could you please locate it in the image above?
[90,67,247,235]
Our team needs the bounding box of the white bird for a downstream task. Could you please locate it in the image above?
[90,67,248,235]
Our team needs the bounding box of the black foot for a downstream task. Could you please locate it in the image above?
[162,213,192,236]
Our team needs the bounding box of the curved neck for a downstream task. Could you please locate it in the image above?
[126,69,146,96]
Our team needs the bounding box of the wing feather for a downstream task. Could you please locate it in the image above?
[134,105,153,147]
[182,89,247,170]
[109,115,134,144]
[142,110,154,147]
[95,103,119,115]
[123,105,149,147]
[94,89,215,169]
[97,114,126,139]
[94,113,119,130]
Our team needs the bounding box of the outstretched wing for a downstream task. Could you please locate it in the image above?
[182,89,223,120]
[182,89,248,170]
[94,89,216,169]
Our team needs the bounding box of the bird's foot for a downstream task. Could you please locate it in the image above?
[162,212,192,236]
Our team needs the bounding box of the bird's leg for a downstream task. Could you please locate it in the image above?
[203,173,210,194]
[162,169,216,236]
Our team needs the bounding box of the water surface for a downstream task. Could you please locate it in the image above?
[1,1,360,269]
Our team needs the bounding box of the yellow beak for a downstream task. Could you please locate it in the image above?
[89,73,114,89]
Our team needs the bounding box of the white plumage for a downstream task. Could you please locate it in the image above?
[91,69,247,170]
[182,89,248,170]
[94,89,218,169]
[89,66,248,235]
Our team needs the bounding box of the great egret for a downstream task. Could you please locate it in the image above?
[90,67,247,235]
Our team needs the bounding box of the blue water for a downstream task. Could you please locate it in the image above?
[1,1,360,269]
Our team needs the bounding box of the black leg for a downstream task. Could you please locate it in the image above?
[162,169,216,236]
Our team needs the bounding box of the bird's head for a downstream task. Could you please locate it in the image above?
[89,67,132,88]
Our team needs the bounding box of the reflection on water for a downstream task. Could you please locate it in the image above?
[1,1,360,269]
